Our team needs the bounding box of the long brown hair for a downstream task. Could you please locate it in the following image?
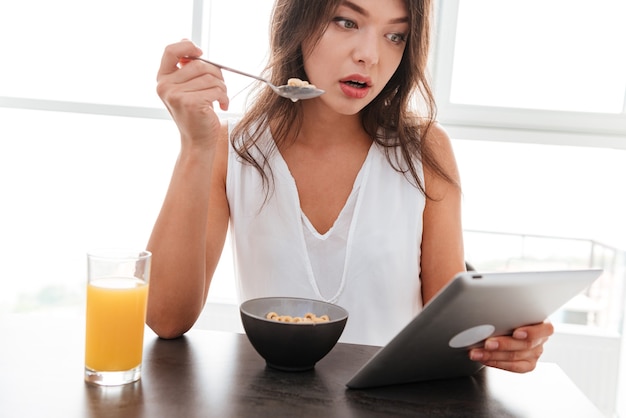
[230,0,457,199]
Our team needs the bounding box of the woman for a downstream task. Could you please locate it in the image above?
[148,0,552,373]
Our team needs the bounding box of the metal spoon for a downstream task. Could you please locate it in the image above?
[186,57,325,102]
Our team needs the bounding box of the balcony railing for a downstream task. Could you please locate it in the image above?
[464,229,626,334]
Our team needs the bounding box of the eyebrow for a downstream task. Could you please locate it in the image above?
[341,0,409,24]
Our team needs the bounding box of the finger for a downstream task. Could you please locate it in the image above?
[492,335,550,353]
[487,339,544,372]
[184,82,230,112]
[157,58,230,109]
[513,321,554,341]
[182,63,229,111]
[469,338,545,372]
[159,74,230,116]
[180,70,230,111]
[481,358,536,373]
[170,62,226,88]
[482,322,553,352]
[482,336,534,352]
[160,58,228,100]
[157,39,203,80]
[183,73,228,93]
[477,339,544,358]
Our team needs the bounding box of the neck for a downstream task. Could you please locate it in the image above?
[294,109,368,149]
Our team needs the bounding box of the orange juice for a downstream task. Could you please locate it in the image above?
[85,277,149,371]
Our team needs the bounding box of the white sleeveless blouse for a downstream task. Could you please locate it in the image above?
[226,121,426,346]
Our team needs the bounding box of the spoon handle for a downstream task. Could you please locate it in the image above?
[186,57,270,84]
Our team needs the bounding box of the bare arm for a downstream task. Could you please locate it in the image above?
[146,40,231,339]
[420,123,465,304]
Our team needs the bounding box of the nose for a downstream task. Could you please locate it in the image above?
[352,29,379,67]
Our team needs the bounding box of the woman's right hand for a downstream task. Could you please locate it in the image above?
[156,39,229,148]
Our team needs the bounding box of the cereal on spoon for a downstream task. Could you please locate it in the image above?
[287,78,317,89]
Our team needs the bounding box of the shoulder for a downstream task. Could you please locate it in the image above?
[422,122,460,197]
[423,122,455,169]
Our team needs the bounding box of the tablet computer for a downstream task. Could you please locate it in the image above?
[346,269,603,389]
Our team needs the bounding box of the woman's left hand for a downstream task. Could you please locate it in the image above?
[468,321,554,373]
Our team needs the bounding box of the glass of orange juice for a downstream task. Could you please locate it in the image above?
[84,249,151,386]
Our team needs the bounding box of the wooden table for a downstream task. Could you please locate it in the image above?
[0,313,604,417]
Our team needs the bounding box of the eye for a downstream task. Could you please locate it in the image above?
[333,17,358,30]
[386,32,407,44]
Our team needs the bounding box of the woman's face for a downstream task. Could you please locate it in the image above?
[302,0,409,115]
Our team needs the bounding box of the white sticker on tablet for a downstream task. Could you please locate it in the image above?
[449,324,496,348]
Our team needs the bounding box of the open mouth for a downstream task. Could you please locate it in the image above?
[342,80,369,89]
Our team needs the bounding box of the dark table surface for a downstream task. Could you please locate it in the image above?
[0,312,603,418]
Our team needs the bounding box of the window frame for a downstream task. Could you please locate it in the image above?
[431,0,626,149]
[0,0,262,123]
[0,0,206,122]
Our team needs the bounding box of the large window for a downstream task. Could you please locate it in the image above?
[433,0,626,144]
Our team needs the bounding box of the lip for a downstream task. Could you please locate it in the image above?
[339,74,372,99]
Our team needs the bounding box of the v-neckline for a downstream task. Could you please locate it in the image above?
[274,143,375,237]
[299,166,365,239]
[273,143,375,303]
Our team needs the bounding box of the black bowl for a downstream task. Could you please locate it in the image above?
[240,297,349,371]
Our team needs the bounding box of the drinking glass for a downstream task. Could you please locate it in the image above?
[84,249,151,386]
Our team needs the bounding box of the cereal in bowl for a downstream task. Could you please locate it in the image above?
[266,311,329,323]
